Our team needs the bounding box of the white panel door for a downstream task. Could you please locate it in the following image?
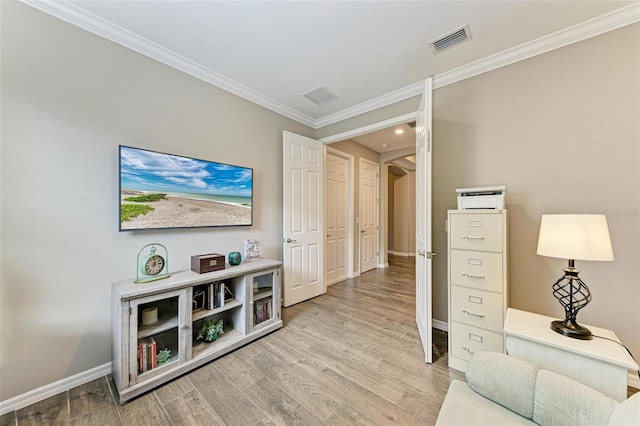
[416,78,433,363]
[360,158,379,274]
[283,131,325,307]
[325,152,349,285]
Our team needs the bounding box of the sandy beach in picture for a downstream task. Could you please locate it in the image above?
[121,191,251,229]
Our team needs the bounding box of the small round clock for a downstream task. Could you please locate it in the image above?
[135,243,170,283]
[144,252,165,275]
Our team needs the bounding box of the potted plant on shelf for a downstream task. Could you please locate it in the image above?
[196,319,224,342]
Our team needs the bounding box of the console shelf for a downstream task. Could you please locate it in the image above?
[112,259,282,404]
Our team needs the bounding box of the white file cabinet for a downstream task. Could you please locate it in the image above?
[447,209,508,372]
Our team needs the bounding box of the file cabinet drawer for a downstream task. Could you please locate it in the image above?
[450,322,504,362]
[451,286,504,331]
[450,250,503,292]
[450,213,503,252]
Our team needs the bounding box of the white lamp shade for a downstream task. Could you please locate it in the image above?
[537,214,614,261]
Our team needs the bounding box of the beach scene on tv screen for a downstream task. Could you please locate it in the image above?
[120,146,252,230]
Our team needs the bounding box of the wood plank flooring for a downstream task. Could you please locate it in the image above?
[4,255,633,425]
[2,255,463,425]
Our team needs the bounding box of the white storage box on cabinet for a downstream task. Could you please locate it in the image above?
[112,259,282,403]
[447,209,508,372]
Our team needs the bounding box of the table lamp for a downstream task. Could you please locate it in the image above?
[536,214,614,340]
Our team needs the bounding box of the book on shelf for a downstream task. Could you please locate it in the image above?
[266,298,272,320]
[255,300,265,324]
[138,337,158,373]
[138,341,145,373]
[254,297,272,325]
[208,282,225,309]
[208,283,216,309]
[149,337,157,370]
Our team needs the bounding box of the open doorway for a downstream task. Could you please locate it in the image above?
[321,114,417,275]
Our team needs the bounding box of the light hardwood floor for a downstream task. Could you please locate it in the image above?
[4,256,635,425]
[1,255,464,425]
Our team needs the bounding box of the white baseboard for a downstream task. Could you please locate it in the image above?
[1,325,634,415]
[0,362,112,416]
[388,251,415,257]
[378,263,389,268]
[433,319,448,332]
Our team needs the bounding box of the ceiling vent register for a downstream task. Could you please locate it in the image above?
[429,25,472,54]
[302,86,339,105]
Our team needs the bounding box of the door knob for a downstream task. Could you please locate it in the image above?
[361,230,366,234]
[418,250,426,257]
[285,238,297,243]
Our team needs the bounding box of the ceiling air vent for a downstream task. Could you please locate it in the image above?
[429,25,472,55]
[302,86,338,105]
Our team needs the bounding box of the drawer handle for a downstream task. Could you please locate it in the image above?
[461,235,485,240]
[462,346,475,354]
[468,333,484,343]
[462,310,485,318]
[462,273,485,279]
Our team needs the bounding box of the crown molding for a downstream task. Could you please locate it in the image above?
[20,1,640,130]
[318,2,640,128]
[314,82,424,129]
[432,2,640,90]
[20,0,317,128]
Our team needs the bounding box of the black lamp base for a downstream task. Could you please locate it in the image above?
[550,320,592,340]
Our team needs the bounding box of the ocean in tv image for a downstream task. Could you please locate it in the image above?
[119,146,253,230]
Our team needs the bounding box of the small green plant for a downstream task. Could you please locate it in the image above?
[196,319,224,342]
[120,204,154,223]
[124,193,167,202]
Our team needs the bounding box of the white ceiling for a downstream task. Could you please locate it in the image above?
[350,121,417,154]
[24,0,638,152]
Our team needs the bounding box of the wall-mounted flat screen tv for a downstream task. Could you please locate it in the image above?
[119,145,253,231]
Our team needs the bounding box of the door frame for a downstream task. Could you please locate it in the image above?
[320,112,418,268]
[319,111,444,332]
[325,147,355,284]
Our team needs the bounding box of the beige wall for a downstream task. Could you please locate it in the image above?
[320,23,640,359]
[2,0,638,403]
[0,2,314,400]
[388,173,396,251]
[432,22,639,358]
[392,172,416,255]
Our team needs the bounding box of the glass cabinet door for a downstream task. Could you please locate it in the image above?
[247,269,278,331]
[128,288,187,384]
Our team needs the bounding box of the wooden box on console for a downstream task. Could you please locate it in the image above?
[191,253,225,274]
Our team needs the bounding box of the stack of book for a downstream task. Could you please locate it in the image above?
[138,337,157,373]
[254,297,272,325]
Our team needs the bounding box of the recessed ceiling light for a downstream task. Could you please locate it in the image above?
[395,129,404,135]
[382,144,388,148]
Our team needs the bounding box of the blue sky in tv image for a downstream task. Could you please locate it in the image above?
[120,146,252,204]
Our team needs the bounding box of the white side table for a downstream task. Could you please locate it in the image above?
[503,308,638,402]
